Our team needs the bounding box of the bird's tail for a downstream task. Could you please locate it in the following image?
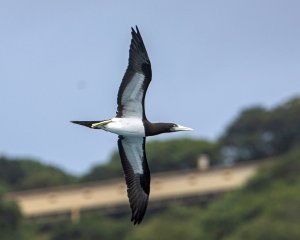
[71,119,112,129]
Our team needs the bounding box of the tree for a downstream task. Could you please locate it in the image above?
[0,156,77,190]
[220,97,300,162]
[50,215,129,240]
[0,184,22,239]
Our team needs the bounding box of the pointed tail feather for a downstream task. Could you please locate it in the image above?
[71,120,110,128]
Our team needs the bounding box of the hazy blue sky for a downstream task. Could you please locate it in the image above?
[1,1,300,174]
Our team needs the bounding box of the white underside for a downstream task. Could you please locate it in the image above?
[120,73,145,118]
[98,117,145,137]
[121,137,144,174]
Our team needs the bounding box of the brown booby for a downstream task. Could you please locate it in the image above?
[71,27,193,224]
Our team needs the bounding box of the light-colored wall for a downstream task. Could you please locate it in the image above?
[6,162,262,219]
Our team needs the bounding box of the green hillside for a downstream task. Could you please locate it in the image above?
[0,156,77,191]
[42,144,300,240]
[126,145,300,240]
[9,144,298,240]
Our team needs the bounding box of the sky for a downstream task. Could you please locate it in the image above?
[1,0,300,175]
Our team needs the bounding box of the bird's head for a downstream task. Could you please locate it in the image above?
[146,122,193,136]
[169,123,193,132]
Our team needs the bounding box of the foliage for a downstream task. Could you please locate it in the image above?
[0,201,21,230]
[127,144,300,240]
[125,205,203,240]
[26,215,131,240]
[0,185,22,240]
[220,97,300,162]
[51,144,300,240]
[0,156,77,190]
[81,156,123,182]
[82,138,220,182]
[146,138,220,172]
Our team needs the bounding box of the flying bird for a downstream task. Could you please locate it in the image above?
[71,26,193,224]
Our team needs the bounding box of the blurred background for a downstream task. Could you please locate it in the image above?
[1,0,300,239]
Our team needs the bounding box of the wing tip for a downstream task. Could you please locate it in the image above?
[131,25,142,40]
[128,25,150,67]
[130,194,149,225]
[131,25,139,33]
[131,212,145,225]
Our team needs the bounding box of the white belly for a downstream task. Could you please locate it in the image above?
[102,118,145,137]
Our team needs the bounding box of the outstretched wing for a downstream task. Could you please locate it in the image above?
[116,26,152,120]
[118,136,150,224]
